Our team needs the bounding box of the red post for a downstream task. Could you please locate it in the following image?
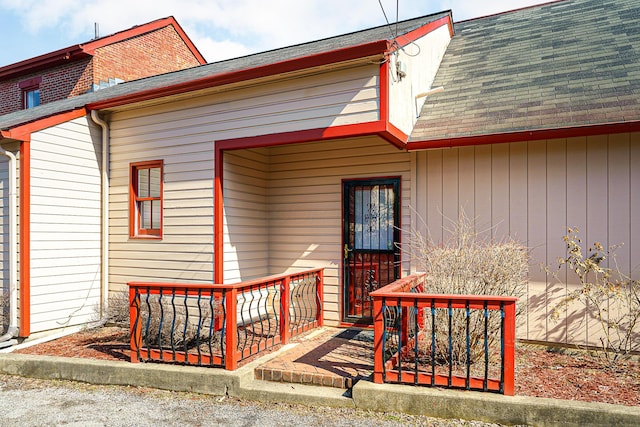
[316,269,324,327]
[502,300,516,396]
[401,303,410,349]
[372,295,384,383]
[280,277,291,344]
[225,288,238,370]
[128,285,141,363]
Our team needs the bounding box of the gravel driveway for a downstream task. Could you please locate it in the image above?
[0,374,501,427]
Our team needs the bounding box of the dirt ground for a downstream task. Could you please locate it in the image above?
[13,326,640,407]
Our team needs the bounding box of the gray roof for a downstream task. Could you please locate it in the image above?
[1,11,450,133]
[411,0,640,142]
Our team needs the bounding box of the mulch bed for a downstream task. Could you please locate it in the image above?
[13,326,640,407]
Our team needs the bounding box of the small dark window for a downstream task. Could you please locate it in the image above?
[19,77,42,109]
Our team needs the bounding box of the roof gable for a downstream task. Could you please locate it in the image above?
[0,16,205,81]
[410,0,640,144]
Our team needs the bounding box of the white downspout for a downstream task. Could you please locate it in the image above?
[0,146,18,347]
[90,111,109,324]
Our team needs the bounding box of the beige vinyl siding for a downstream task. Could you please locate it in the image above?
[108,140,214,289]
[29,117,102,333]
[413,132,640,347]
[223,149,269,283]
[266,136,412,324]
[108,65,381,291]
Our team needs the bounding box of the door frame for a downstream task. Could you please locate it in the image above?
[341,176,401,325]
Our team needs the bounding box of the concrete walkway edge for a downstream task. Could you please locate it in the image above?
[0,352,638,427]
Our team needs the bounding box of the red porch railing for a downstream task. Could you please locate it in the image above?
[128,268,323,370]
[370,274,517,395]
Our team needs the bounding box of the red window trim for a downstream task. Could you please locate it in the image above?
[129,160,163,239]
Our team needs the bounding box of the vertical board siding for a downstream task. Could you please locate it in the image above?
[266,137,412,324]
[413,133,640,347]
[108,65,380,294]
[29,117,102,333]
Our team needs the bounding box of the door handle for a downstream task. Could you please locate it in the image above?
[344,244,352,259]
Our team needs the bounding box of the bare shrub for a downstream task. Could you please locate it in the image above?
[547,227,640,367]
[407,212,528,365]
[0,292,8,333]
[107,288,131,327]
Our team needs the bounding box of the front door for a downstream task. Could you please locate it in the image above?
[342,178,400,324]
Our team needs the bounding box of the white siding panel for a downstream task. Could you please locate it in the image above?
[388,25,452,134]
[29,116,102,333]
[412,133,640,347]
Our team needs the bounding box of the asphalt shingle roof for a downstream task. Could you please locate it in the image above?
[0,11,450,133]
[410,0,640,142]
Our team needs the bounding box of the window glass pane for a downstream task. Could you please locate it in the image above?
[140,200,151,229]
[25,89,40,109]
[150,167,161,198]
[138,169,149,198]
[151,200,161,229]
[354,185,394,250]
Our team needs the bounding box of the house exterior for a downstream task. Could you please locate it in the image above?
[0,17,205,115]
[0,0,637,349]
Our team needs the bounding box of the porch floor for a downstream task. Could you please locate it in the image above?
[254,327,374,389]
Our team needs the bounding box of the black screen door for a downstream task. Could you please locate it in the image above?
[342,178,400,323]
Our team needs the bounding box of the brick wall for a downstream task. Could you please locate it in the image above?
[0,58,93,115]
[0,23,201,115]
[93,25,202,84]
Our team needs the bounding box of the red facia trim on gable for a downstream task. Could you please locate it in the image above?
[0,16,205,82]
[82,17,206,64]
[391,15,454,48]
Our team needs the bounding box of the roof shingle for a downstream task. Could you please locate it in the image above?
[410,0,640,142]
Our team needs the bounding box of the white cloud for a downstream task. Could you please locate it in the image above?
[0,0,547,63]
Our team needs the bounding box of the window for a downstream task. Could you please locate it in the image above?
[23,88,40,109]
[130,160,163,238]
[19,77,41,109]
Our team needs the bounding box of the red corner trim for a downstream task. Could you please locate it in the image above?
[214,145,224,284]
[19,139,31,337]
[1,108,87,141]
[379,57,390,124]
[87,40,389,111]
[406,121,640,151]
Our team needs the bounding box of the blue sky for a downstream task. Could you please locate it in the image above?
[0,0,545,66]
